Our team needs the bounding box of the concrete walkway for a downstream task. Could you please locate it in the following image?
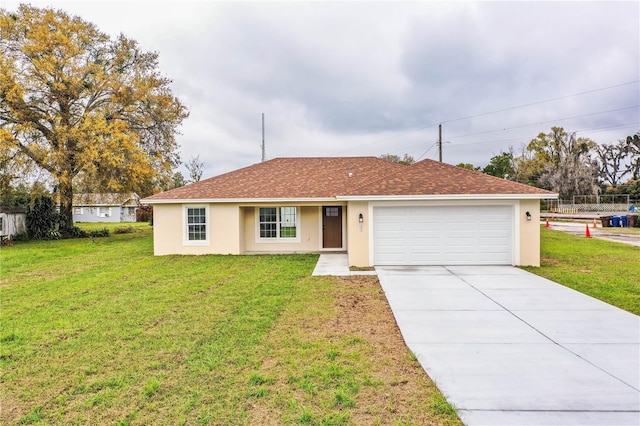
[376,265,640,425]
[311,253,377,276]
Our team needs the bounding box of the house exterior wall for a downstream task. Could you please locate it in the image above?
[518,199,541,266]
[153,204,185,255]
[243,205,320,252]
[74,206,122,223]
[150,198,540,267]
[120,207,137,222]
[153,202,332,256]
[152,203,242,255]
[346,201,370,267]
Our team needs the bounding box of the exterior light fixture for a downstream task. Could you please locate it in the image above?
[526,211,531,221]
[358,213,364,223]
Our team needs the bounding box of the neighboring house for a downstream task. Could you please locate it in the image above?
[142,157,556,267]
[73,193,141,223]
[0,207,27,239]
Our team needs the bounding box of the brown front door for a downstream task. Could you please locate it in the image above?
[322,206,342,248]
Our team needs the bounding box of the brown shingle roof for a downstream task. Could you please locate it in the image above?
[143,157,554,202]
[346,159,553,196]
[144,157,406,200]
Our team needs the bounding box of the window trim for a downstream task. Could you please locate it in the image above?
[255,206,300,243]
[183,205,210,246]
[97,206,111,217]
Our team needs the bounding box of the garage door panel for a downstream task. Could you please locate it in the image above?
[374,206,513,265]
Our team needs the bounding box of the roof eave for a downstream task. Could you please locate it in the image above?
[142,193,558,204]
[141,197,340,205]
[336,193,558,201]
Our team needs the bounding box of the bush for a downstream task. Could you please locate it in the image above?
[89,228,110,238]
[114,226,135,234]
[71,226,89,238]
[26,195,60,240]
[11,232,29,242]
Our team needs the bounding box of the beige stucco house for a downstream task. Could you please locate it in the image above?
[142,157,556,267]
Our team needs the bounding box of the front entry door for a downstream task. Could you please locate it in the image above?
[322,206,343,248]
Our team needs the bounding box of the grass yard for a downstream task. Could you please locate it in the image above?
[0,223,460,425]
[522,227,640,315]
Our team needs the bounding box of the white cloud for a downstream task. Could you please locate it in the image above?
[3,0,639,176]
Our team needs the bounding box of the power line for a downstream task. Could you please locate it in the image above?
[446,105,639,141]
[336,79,639,155]
[450,122,640,148]
[441,80,640,124]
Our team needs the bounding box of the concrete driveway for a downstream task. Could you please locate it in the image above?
[376,265,640,425]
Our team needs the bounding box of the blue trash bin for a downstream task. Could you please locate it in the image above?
[620,216,628,227]
[611,216,621,227]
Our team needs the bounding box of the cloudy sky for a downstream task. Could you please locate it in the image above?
[3,1,639,178]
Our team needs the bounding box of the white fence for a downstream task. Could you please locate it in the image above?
[547,195,636,213]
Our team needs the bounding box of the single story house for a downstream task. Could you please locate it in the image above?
[0,206,27,239]
[73,193,141,223]
[142,157,556,267]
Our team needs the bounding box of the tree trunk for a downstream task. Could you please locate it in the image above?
[58,179,74,232]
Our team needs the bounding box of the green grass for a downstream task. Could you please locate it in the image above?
[522,227,640,315]
[0,223,459,425]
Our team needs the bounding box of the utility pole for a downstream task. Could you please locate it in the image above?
[261,113,266,162]
[438,123,442,162]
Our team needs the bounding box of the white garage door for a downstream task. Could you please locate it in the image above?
[373,205,513,265]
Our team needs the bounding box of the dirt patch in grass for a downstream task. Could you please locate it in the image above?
[336,276,444,424]
[248,275,459,425]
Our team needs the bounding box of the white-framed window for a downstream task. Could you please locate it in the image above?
[98,207,111,217]
[257,207,299,240]
[184,205,209,245]
[74,207,83,215]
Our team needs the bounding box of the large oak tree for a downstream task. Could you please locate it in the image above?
[0,5,188,230]
[526,127,599,199]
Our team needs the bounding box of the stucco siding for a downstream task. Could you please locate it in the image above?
[346,201,370,267]
[150,198,539,266]
[243,205,320,252]
[153,204,184,255]
[518,199,541,266]
[210,204,242,254]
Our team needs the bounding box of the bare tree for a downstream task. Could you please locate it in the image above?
[185,155,204,183]
[594,140,630,187]
[626,133,640,180]
[529,127,599,199]
[380,153,415,165]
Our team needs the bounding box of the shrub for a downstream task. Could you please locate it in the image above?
[71,226,89,238]
[89,228,110,238]
[10,232,29,242]
[26,195,60,240]
[114,226,135,234]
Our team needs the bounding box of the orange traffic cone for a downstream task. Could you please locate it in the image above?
[592,218,597,228]
[585,224,591,238]
[545,219,549,228]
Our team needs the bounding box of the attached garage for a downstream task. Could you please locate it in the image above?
[373,205,514,266]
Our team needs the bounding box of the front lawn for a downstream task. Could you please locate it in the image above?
[522,227,640,315]
[0,224,460,425]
